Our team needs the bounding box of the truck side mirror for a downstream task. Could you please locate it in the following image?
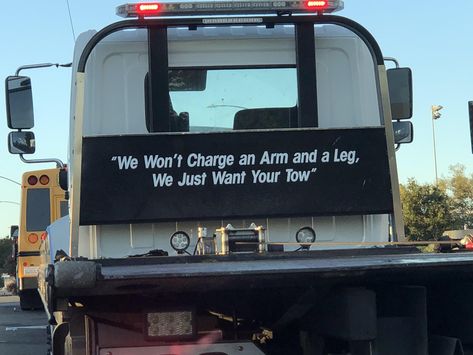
[10,225,18,260]
[387,68,413,120]
[8,131,35,154]
[5,75,35,129]
[10,225,18,239]
[393,121,413,144]
[59,168,68,191]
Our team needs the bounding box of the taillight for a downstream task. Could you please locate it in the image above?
[27,233,39,244]
[41,232,48,241]
[39,174,50,185]
[27,175,38,185]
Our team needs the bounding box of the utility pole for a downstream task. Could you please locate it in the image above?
[431,105,443,185]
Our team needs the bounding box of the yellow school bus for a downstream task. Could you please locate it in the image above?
[17,167,67,309]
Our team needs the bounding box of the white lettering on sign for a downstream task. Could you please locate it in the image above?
[333,149,359,165]
[293,150,318,164]
[260,151,288,165]
[177,172,208,186]
[144,155,173,169]
[187,153,234,169]
[109,148,361,189]
[251,170,281,184]
[285,168,317,182]
[212,171,247,185]
[111,156,139,170]
[153,173,173,187]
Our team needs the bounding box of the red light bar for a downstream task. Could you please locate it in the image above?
[137,2,160,16]
[116,0,343,18]
[306,0,328,10]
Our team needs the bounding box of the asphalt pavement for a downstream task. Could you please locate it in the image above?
[0,296,49,355]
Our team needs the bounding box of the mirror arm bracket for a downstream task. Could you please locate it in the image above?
[384,57,400,69]
[15,62,72,76]
[19,154,65,169]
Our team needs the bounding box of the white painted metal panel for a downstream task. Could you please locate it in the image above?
[73,24,388,258]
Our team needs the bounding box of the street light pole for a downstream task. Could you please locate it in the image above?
[431,105,443,185]
[431,117,438,184]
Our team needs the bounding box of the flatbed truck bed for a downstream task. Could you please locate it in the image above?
[51,248,473,298]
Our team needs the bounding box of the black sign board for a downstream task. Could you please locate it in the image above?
[80,128,393,225]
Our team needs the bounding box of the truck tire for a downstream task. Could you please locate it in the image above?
[52,323,69,355]
[19,289,43,310]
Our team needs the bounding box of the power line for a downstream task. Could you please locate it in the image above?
[65,0,76,42]
[0,176,21,186]
[0,201,20,206]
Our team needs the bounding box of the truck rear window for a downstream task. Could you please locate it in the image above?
[170,67,297,132]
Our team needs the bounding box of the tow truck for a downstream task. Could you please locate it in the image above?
[5,1,473,354]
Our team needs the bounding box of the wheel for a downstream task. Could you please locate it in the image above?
[52,323,70,355]
[19,289,43,310]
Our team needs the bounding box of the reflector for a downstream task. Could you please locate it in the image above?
[28,233,39,244]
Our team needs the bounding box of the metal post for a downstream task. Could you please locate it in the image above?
[431,116,438,185]
[431,105,443,185]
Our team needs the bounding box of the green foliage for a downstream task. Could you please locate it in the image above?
[439,164,473,229]
[400,179,453,241]
[401,164,473,240]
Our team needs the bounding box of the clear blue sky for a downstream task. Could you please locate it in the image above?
[1,0,472,237]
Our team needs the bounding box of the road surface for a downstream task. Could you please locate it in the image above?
[0,295,48,354]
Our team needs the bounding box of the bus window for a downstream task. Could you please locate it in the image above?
[26,188,51,231]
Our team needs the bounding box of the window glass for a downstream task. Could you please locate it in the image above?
[170,68,297,132]
[26,189,51,231]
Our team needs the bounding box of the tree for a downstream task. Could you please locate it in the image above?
[400,179,453,241]
[439,164,473,229]
[0,237,15,276]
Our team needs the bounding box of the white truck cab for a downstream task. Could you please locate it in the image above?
[64,0,410,260]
